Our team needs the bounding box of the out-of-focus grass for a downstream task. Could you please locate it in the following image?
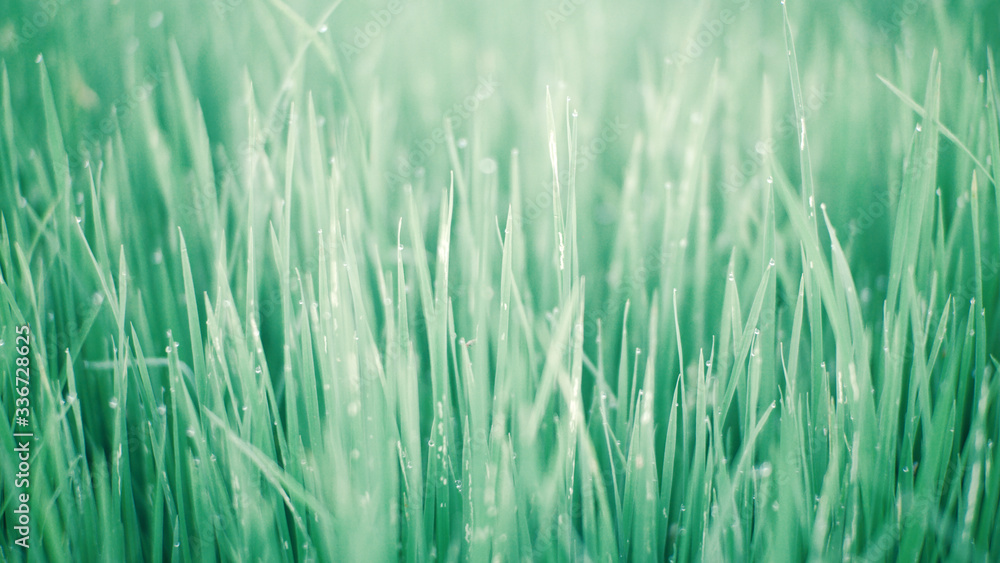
[1,0,999,561]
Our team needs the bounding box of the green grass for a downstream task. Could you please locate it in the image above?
[1,0,999,561]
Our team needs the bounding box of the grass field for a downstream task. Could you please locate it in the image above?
[1,0,1000,561]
